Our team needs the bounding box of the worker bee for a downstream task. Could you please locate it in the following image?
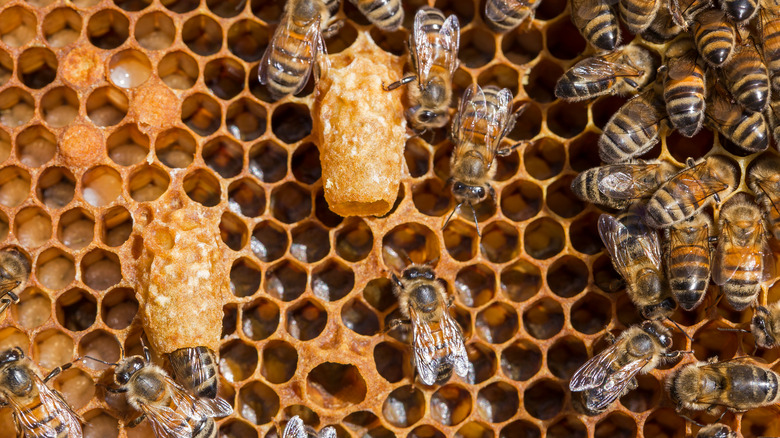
[96,346,232,438]
[759,9,780,93]
[384,7,460,132]
[665,212,713,311]
[0,347,83,438]
[282,415,336,438]
[750,302,780,349]
[389,264,469,386]
[349,0,404,31]
[668,357,780,413]
[571,160,678,209]
[667,0,712,30]
[168,347,218,400]
[598,87,667,164]
[722,39,770,113]
[618,0,661,34]
[258,0,341,101]
[445,83,521,232]
[642,1,683,43]
[484,0,541,33]
[646,155,739,228]
[598,212,676,320]
[713,192,774,311]
[0,248,30,317]
[696,424,738,438]
[747,154,780,240]
[569,0,621,51]
[706,83,769,153]
[570,321,685,413]
[662,37,707,137]
[692,10,736,67]
[720,0,758,22]
[555,45,656,102]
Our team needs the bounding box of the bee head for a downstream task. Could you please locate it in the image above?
[0,347,22,365]
[641,321,673,349]
[115,356,145,385]
[751,308,775,348]
[291,0,319,21]
[402,266,436,282]
[451,181,489,204]
[408,107,448,129]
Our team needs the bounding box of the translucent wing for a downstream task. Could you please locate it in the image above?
[660,164,729,217]
[410,308,439,385]
[712,222,768,284]
[258,12,322,95]
[569,341,622,391]
[412,10,435,81]
[569,55,643,81]
[319,426,338,438]
[410,307,468,385]
[598,214,662,282]
[667,222,712,280]
[597,163,663,199]
[139,402,192,438]
[584,356,649,411]
[141,375,230,438]
[413,10,460,83]
[440,310,470,380]
[440,15,460,76]
[8,373,83,438]
[452,84,487,146]
[667,51,699,80]
[486,0,527,22]
[169,348,214,401]
[484,87,515,161]
[283,416,307,438]
[753,178,780,222]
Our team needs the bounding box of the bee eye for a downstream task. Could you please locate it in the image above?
[453,182,465,192]
[116,372,129,385]
[475,187,485,198]
[418,110,435,122]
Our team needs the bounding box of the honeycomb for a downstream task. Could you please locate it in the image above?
[0,0,777,437]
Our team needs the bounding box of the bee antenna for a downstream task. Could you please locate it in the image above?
[679,414,705,428]
[666,317,693,343]
[398,249,414,266]
[470,203,481,237]
[82,356,119,367]
[442,202,463,231]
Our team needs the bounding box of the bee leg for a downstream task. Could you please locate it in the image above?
[446,295,455,307]
[686,157,696,168]
[386,318,411,333]
[391,273,404,290]
[627,377,638,391]
[125,413,147,428]
[602,332,617,345]
[12,412,22,438]
[43,361,74,383]
[383,75,416,91]
[322,20,344,39]
[102,384,128,394]
[0,291,19,315]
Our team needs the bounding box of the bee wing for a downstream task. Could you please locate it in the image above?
[484,87,515,161]
[754,178,780,225]
[666,52,698,80]
[761,232,776,282]
[8,374,84,438]
[410,307,468,385]
[570,55,643,81]
[597,163,662,199]
[441,309,471,379]
[712,223,768,285]
[258,13,322,95]
[139,402,193,438]
[319,426,338,438]
[598,214,662,279]
[584,356,650,411]
[569,341,622,391]
[665,167,729,215]
[440,14,461,76]
[453,83,487,144]
[283,416,307,438]
[413,10,460,82]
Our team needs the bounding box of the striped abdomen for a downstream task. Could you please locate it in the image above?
[664,59,706,137]
[485,0,536,32]
[618,0,660,33]
[724,45,770,112]
[693,10,735,67]
[579,2,620,51]
[352,0,403,31]
[667,227,711,310]
[14,393,70,438]
[555,70,616,100]
[457,86,509,148]
[718,245,762,311]
[193,417,217,438]
[722,110,769,153]
[262,22,317,100]
[722,364,780,408]
[170,347,219,400]
[762,18,780,93]
[571,168,632,209]
[323,0,340,14]
[647,177,711,227]
[598,96,663,163]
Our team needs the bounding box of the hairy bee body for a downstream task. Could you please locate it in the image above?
[665,213,713,311]
[485,0,541,32]
[570,0,621,51]
[555,46,655,101]
[619,0,661,33]
[760,11,780,93]
[747,154,780,239]
[571,167,633,210]
[350,0,404,31]
[706,84,769,153]
[693,10,735,67]
[571,160,678,209]
[598,89,666,164]
[723,42,770,113]
[642,3,683,43]
[696,424,738,438]
[646,155,739,228]
[0,248,30,317]
[169,346,219,400]
[663,38,707,137]
[720,0,758,22]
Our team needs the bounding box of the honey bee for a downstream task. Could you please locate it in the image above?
[758,9,780,93]
[258,0,341,101]
[750,302,780,349]
[646,155,739,228]
[389,264,469,386]
[692,10,736,68]
[668,357,780,413]
[598,87,667,164]
[168,347,218,400]
[665,212,713,311]
[747,154,780,240]
[555,45,656,102]
[96,346,232,438]
[0,248,30,317]
[706,83,769,154]
[722,39,770,113]
[570,321,685,412]
[598,212,677,320]
[0,347,83,438]
[667,0,712,30]
[642,1,683,43]
[484,0,541,33]
[445,83,521,232]
[662,37,707,137]
[384,7,460,132]
[720,0,758,22]
[571,160,678,209]
[696,424,738,438]
[282,416,336,438]
[618,0,661,33]
[349,0,404,31]
[569,0,621,51]
[713,192,774,311]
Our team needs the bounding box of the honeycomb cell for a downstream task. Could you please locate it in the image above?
[242,298,280,341]
[550,103,589,141]
[523,297,565,340]
[547,255,588,298]
[500,259,542,302]
[0,6,36,47]
[643,408,685,438]
[227,180,264,219]
[272,103,312,144]
[508,102,542,142]
[0,166,30,207]
[101,206,132,247]
[455,421,494,438]
[363,278,395,312]
[547,174,584,218]
[18,47,57,90]
[83,166,122,207]
[570,212,603,255]
[14,206,52,249]
[571,292,611,334]
[0,87,35,127]
[524,59,562,103]
[430,384,471,426]
[162,0,199,13]
[249,141,288,183]
[290,220,329,262]
[477,382,518,423]
[182,15,222,56]
[135,11,175,51]
[101,287,138,330]
[500,420,541,438]
[0,211,8,242]
[87,9,129,49]
[0,327,29,353]
[443,219,478,262]
[114,0,151,11]
[524,137,565,180]
[252,220,288,262]
[547,416,587,438]
[546,18,586,60]
[182,92,221,136]
[287,298,327,340]
[16,125,56,168]
[742,407,780,438]
[183,168,222,207]
[477,65,520,96]
[81,249,122,291]
[156,128,196,169]
[12,288,51,329]
[325,20,358,54]
[219,420,258,438]
[86,86,128,127]
[222,304,238,338]
[0,50,10,88]
[693,322,739,361]
[409,425,446,438]
[342,298,380,336]
[312,259,354,302]
[524,217,565,260]
[382,385,424,427]
[382,223,440,271]
[33,329,74,371]
[455,264,495,308]
[52,367,93,413]
[413,178,451,217]
[220,340,258,383]
[524,379,564,420]
[334,218,371,262]
[204,57,245,101]
[36,248,76,290]
[480,221,519,263]
[620,374,661,412]
[592,95,628,129]
[0,129,9,162]
[545,335,587,381]
[537,0,567,18]
[230,257,261,297]
[501,340,542,381]
[616,294,643,327]
[108,49,151,89]
[374,341,408,383]
[261,340,297,384]
[40,86,79,128]
[475,302,519,344]
[220,211,249,251]
[56,288,97,332]
[502,26,543,65]
[290,143,320,185]
[83,411,120,438]
[228,19,268,62]
[459,27,495,68]
[158,51,199,89]
[107,124,150,166]
[666,129,714,163]
[271,182,312,224]
[238,381,279,425]
[500,180,542,222]
[569,132,601,172]
[284,405,320,428]
[405,139,430,178]
[308,362,367,409]
[227,98,267,142]
[595,413,637,438]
